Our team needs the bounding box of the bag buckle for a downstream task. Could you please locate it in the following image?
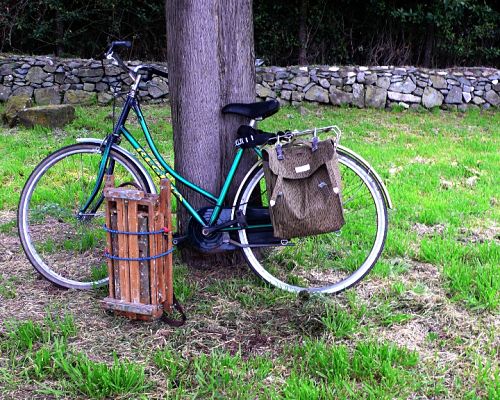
[311,127,318,152]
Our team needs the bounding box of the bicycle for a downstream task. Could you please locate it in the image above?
[18,41,393,294]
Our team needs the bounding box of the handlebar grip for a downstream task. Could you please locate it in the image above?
[112,40,132,49]
[150,66,169,79]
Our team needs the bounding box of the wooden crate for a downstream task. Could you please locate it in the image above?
[102,175,173,320]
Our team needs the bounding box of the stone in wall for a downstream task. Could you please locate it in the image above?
[352,84,365,107]
[329,87,353,106]
[0,85,11,101]
[26,67,49,84]
[430,75,447,89]
[422,87,444,108]
[305,85,329,103]
[291,76,310,87]
[365,86,387,108]
[445,86,463,104]
[485,90,499,106]
[256,84,275,99]
[64,90,97,105]
[389,77,416,94]
[388,92,421,103]
[34,87,61,105]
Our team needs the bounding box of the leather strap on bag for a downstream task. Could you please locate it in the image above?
[161,294,187,327]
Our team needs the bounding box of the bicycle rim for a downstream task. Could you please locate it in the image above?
[237,151,388,294]
[18,144,150,290]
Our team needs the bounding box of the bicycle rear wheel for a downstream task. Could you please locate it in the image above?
[236,149,388,294]
[18,143,153,290]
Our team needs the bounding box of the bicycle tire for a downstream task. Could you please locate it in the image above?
[18,143,154,290]
[236,148,388,294]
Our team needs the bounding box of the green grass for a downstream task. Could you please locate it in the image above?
[283,339,420,399]
[1,313,150,399]
[1,103,499,398]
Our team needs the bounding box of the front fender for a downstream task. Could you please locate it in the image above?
[76,137,157,194]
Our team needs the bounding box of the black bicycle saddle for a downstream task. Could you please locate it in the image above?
[222,100,280,119]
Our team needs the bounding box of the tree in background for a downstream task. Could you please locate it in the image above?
[1,0,498,67]
[166,1,256,267]
[0,0,165,59]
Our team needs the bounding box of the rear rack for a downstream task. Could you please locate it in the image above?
[276,125,342,144]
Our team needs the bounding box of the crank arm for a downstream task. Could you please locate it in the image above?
[172,234,189,246]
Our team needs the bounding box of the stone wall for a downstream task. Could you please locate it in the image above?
[1,54,499,110]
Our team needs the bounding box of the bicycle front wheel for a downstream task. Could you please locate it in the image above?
[18,143,153,290]
[237,149,388,294]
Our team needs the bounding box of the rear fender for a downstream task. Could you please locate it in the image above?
[337,145,393,209]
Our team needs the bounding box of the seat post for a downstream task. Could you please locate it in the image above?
[249,117,261,128]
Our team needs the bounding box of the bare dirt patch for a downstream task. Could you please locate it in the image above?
[412,222,446,236]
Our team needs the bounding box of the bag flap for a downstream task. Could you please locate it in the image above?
[263,139,336,179]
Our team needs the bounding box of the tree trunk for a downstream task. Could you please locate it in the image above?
[298,0,309,65]
[165,0,256,267]
[423,21,434,68]
[55,9,64,56]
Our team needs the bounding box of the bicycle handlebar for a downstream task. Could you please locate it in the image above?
[104,41,168,81]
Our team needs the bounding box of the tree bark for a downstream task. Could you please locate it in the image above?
[298,0,309,65]
[165,0,256,267]
[423,21,435,68]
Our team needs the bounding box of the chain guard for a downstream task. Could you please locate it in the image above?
[187,207,238,253]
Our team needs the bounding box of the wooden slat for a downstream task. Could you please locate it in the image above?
[138,211,150,304]
[127,201,140,303]
[116,199,130,302]
[148,199,158,307]
[104,176,115,299]
[155,199,166,306]
[160,179,174,311]
[102,297,162,315]
[104,188,145,201]
[110,209,120,299]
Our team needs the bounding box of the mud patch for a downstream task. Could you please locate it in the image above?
[457,224,500,244]
[412,222,445,236]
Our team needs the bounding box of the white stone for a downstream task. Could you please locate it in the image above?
[437,71,448,76]
[329,66,339,72]
[463,92,472,103]
[422,86,444,108]
[387,91,421,103]
[493,79,499,84]
[347,72,356,77]
[472,96,485,105]
[398,102,410,109]
[359,66,369,71]
[299,66,308,72]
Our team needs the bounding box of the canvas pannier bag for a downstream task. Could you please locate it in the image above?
[262,138,345,238]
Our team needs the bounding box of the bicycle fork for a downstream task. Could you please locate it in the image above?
[77,135,116,221]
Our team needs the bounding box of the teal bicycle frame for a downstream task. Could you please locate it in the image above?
[81,95,253,229]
